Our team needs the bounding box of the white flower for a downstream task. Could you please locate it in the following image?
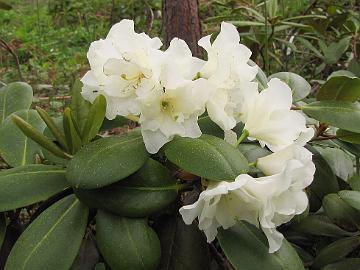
[256,144,315,177]
[180,144,315,253]
[138,39,210,154]
[81,19,163,119]
[242,78,311,152]
[198,22,258,130]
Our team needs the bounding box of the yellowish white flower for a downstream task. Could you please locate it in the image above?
[241,78,312,152]
[81,19,163,119]
[198,22,258,130]
[138,39,210,154]
[179,144,315,253]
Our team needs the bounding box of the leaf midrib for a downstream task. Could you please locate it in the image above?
[79,136,143,178]
[21,199,79,268]
[1,170,65,179]
[123,219,145,269]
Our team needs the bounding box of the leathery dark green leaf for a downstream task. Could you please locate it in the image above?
[0,82,33,126]
[5,195,89,270]
[0,164,69,211]
[302,101,360,133]
[312,236,360,269]
[322,193,360,231]
[339,190,360,211]
[75,159,177,217]
[316,76,360,102]
[217,222,304,270]
[66,130,149,189]
[291,215,356,237]
[0,109,46,167]
[306,145,339,211]
[155,215,210,270]
[164,134,249,181]
[322,258,360,270]
[96,211,161,270]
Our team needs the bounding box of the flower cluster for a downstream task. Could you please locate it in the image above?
[82,19,316,253]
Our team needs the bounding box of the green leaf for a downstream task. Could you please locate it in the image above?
[66,131,149,189]
[5,195,89,270]
[63,108,82,154]
[12,114,71,160]
[328,70,356,79]
[348,59,360,77]
[75,159,177,217]
[0,165,69,211]
[198,115,224,138]
[36,106,68,151]
[291,215,355,237]
[349,175,360,191]
[0,110,46,167]
[296,37,323,58]
[313,146,353,181]
[316,76,360,102]
[312,236,360,269]
[336,129,360,145]
[267,0,278,18]
[0,213,6,248]
[322,258,360,270]
[228,21,265,27]
[333,139,360,157]
[155,215,210,270]
[217,222,304,270]
[81,95,106,144]
[339,190,360,211]
[307,146,339,211]
[96,211,161,270]
[302,101,360,133]
[0,82,33,126]
[323,37,351,65]
[70,80,91,132]
[241,143,271,162]
[165,134,248,182]
[269,72,311,101]
[42,117,69,165]
[322,194,360,232]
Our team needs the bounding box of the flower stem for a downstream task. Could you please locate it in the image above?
[235,129,249,147]
[177,183,194,192]
[248,162,257,167]
[291,105,302,110]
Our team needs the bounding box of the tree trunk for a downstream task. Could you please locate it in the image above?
[163,0,202,58]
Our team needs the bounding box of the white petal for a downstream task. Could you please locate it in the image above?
[207,92,236,131]
[262,227,284,253]
[257,145,313,175]
[224,130,237,145]
[141,128,171,154]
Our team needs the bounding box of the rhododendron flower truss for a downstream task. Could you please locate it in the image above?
[79,19,317,254]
